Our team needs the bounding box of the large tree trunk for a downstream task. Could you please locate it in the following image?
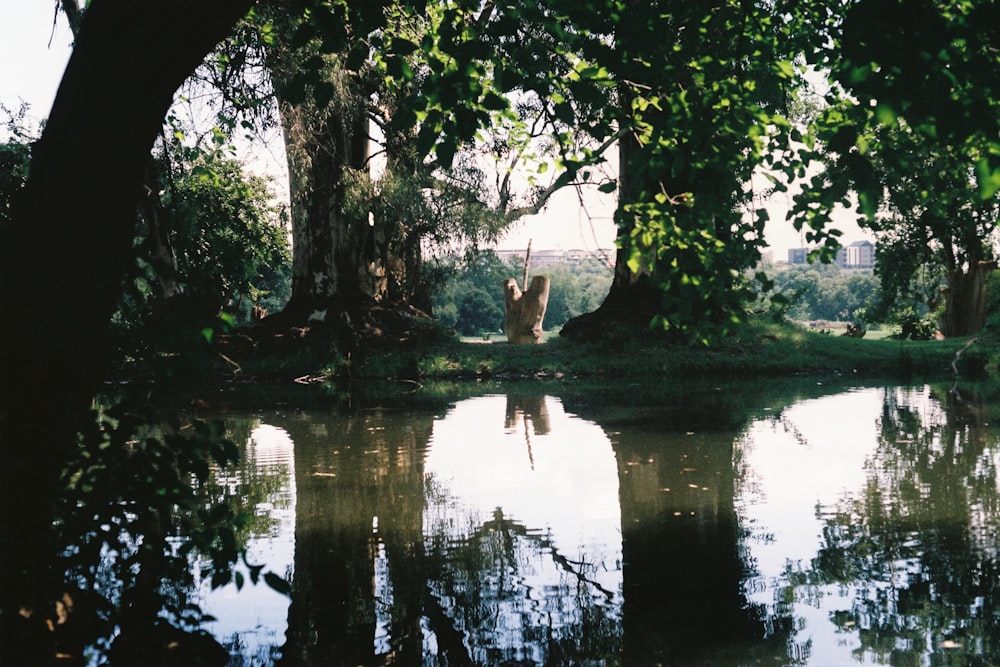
[267,54,440,343]
[0,0,251,645]
[560,88,664,341]
[279,97,384,322]
[260,40,399,338]
[941,261,996,337]
[561,0,764,342]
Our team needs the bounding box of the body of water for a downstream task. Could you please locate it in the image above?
[194,382,999,665]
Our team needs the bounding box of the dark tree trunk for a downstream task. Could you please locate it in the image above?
[560,88,664,341]
[0,0,251,640]
[278,97,383,323]
[941,261,996,337]
[561,1,762,342]
[278,411,435,665]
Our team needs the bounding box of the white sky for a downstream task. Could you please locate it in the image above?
[0,2,869,257]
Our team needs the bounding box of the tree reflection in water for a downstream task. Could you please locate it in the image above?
[810,387,1000,664]
[740,386,1000,666]
[422,394,623,665]
[196,382,999,666]
[200,422,296,663]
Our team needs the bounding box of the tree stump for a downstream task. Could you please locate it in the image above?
[502,275,550,344]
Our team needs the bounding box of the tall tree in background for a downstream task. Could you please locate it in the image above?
[260,0,595,335]
[201,2,516,337]
[865,125,998,336]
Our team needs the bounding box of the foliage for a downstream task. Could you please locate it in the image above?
[0,139,29,225]
[58,402,242,646]
[804,387,1000,663]
[106,139,291,340]
[215,0,998,342]
[159,141,291,318]
[891,304,939,341]
[48,242,289,657]
[609,1,805,340]
[538,258,613,326]
[455,286,505,337]
[869,247,947,339]
[985,270,1000,331]
[789,0,1000,335]
[0,102,36,224]
[397,1,876,342]
[51,328,291,657]
[764,263,881,324]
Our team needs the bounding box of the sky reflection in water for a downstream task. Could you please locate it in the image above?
[199,385,1000,666]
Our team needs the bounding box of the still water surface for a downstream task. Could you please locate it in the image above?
[200,384,1000,665]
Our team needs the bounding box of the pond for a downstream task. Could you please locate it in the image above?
[196,381,1000,666]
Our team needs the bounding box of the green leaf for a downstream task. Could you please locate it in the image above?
[874,103,897,128]
[774,60,795,79]
[976,159,1000,200]
[598,181,617,194]
[264,572,292,596]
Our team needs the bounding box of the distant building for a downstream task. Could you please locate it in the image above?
[788,247,808,265]
[836,240,875,269]
[787,241,875,269]
[495,248,615,268]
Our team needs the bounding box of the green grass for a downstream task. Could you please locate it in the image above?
[222,319,999,398]
[351,320,983,382]
[197,318,1000,414]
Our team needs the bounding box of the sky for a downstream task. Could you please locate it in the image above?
[0,2,868,257]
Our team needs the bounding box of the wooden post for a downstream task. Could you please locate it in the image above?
[522,240,532,291]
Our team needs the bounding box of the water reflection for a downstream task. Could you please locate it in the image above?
[205,384,999,666]
[422,395,622,665]
[201,423,295,663]
[740,386,1000,665]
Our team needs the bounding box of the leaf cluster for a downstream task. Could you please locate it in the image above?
[159,142,291,316]
[790,0,1000,279]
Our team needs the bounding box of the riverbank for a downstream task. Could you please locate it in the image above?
[224,319,995,387]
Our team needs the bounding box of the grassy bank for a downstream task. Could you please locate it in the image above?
[230,320,995,387]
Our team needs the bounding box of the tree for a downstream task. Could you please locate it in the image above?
[767,263,880,324]
[0,0,254,647]
[157,143,291,319]
[867,124,998,337]
[252,1,593,337]
[532,259,612,329]
[791,0,1000,337]
[0,104,33,225]
[805,388,1000,662]
[457,287,505,336]
[0,139,29,225]
[501,0,837,343]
